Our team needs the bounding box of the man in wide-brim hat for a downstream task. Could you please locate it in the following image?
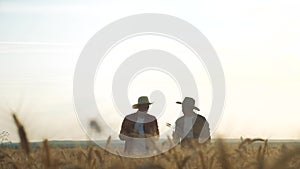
[173,97,211,147]
[119,96,159,155]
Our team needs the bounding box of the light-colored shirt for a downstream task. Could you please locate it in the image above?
[131,111,147,154]
[134,114,145,136]
[183,115,196,138]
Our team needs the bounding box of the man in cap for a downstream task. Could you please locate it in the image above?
[119,96,159,155]
[173,97,211,147]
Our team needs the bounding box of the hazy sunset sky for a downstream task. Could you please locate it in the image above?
[0,0,300,142]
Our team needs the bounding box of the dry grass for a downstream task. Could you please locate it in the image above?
[0,141,299,169]
[0,114,299,169]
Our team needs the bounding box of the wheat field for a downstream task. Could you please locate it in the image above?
[0,114,299,169]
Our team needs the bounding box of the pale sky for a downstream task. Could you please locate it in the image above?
[0,0,300,142]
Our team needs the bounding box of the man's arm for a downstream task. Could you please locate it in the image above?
[119,118,129,140]
[154,118,159,137]
[199,121,211,143]
[172,120,181,143]
[145,118,159,140]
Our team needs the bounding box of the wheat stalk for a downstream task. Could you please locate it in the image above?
[12,114,30,157]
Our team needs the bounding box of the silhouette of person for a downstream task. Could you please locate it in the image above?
[119,96,159,155]
[173,97,210,147]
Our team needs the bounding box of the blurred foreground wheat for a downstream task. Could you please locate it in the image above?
[0,114,299,169]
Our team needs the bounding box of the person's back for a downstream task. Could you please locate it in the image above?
[173,97,210,148]
[119,96,159,155]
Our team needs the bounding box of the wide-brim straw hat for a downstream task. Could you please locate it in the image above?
[132,96,153,109]
[176,97,200,111]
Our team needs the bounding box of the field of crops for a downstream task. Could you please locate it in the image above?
[0,114,299,169]
[0,138,300,169]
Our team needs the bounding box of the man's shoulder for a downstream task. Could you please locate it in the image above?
[145,113,157,120]
[125,113,157,121]
[124,113,137,121]
[175,116,185,123]
[196,114,207,121]
[175,114,207,123]
[125,113,136,118]
[196,114,209,125]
